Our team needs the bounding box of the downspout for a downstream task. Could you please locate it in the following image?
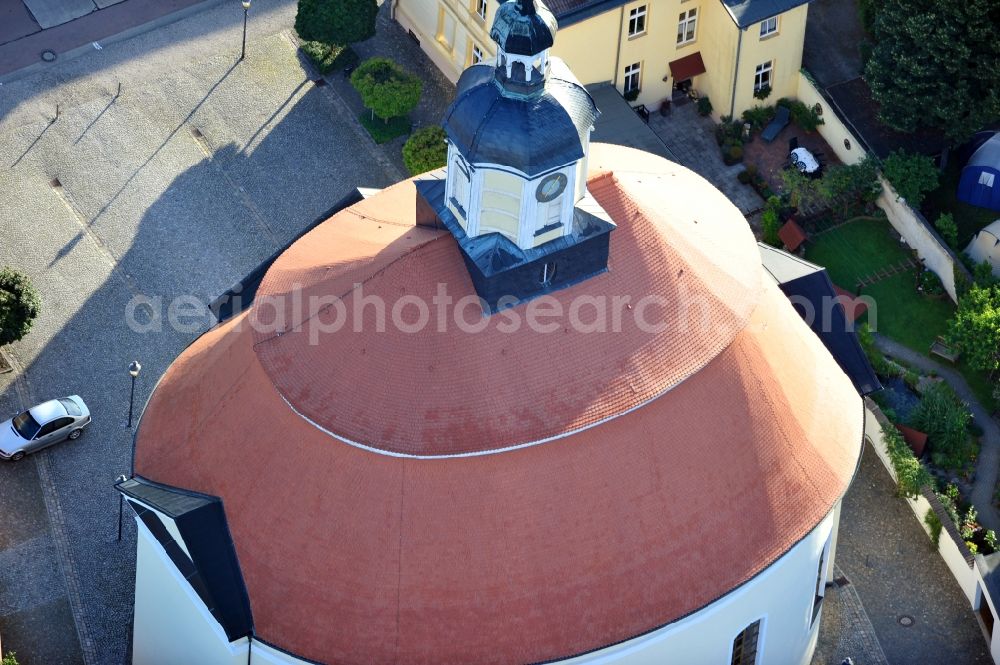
[729,26,744,117]
[612,6,625,89]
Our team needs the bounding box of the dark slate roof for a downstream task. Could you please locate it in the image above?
[968,133,1000,170]
[491,0,557,55]
[720,0,813,28]
[541,0,811,27]
[759,244,881,396]
[117,476,254,642]
[442,59,598,176]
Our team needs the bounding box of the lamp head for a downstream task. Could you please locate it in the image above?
[242,0,251,9]
[128,360,142,378]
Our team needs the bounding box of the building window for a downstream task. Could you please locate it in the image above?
[979,172,995,187]
[812,534,832,626]
[624,62,641,94]
[754,61,773,93]
[472,44,484,64]
[436,7,456,52]
[731,620,761,665]
[760,15,777,37]
[677,8,697,45]
[628,5,647,37]
[540,262,557,285]
[450,156,470,218]
[474,0,487,21]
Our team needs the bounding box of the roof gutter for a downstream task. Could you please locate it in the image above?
[729,26,744,118]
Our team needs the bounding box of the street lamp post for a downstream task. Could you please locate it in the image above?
[127,360,141,429]
[116,474,128,542]
[240,0,251,62]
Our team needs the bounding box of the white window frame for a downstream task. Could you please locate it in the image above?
[436,7,456,52]
[754,60,773,92]
[449,153,471,218]
[474,0,487,22]
[759,15,778,38]
[730,616,765,665]
[624,62,641,94]
[472,44,484,64]
[677,8,697,45]
[628,5,648,37]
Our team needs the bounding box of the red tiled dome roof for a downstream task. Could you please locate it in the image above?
[134,144,863,664]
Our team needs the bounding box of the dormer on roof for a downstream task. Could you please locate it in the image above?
[420,0,613,314]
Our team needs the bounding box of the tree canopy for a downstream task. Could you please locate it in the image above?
[0,268,41,347]
[864,0,1000,144]
[402,126,447,176]
[295,0,377,46]
[948,284,1000,375]
[881,150,939,207]
[350,58,422,122]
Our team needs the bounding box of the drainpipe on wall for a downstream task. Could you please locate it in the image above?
[729,26,744,117]
[612,6,625,89]
[390,0,399,20]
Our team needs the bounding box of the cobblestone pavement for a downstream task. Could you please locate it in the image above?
[0,0,422,661]
[874,335,1000,534]
[647,102,764,215]
[812,566,889,665]
[833,443,992,663]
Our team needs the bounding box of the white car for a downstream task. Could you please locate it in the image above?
[0,396,92,461]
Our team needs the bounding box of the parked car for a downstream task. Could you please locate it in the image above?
[0,396,91,461]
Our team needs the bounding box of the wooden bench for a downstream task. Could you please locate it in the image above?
[930,336,960,362]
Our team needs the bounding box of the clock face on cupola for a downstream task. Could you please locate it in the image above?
[415,0,616,313]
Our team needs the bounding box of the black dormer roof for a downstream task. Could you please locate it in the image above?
[491,0,558,55]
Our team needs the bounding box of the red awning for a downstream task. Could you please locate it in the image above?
[669,52,706,81]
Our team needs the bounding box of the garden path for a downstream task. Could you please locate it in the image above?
[874,335,1000,532]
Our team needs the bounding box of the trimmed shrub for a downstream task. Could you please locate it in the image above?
[295,0,376,45]
[351,58,423,123]
[0,268,40,347]
[300,41,358,75]
[402,126,447,176]
[776,98,824,132]
[723,144,743,165]
[737,169,752,185]
[917,269,945,296]
[696,96,712,116]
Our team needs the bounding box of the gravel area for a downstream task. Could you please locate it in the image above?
[0,0,431,661]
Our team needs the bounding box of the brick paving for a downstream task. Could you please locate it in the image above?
[811,566,889,665]
[647,102,764,215]
[0,0,432,661]
[832,443,992,663]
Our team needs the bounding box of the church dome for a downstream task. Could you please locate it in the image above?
[490,0,557,55]
[133,145,864,664]
[442,59,597,176]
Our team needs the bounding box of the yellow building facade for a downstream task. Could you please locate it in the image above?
[394,0,811,119]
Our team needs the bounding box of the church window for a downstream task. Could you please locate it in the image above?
[730,619,761,665]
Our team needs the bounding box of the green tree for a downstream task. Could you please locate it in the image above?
[402,126,447,176]
[2,651,19,665]
[883,423,932,497]
[350,58,423,122]
[0,268,40,347]
[295,0,376,45]
[819,155,881,216]
[948,284,1000,374]
[908,381,973,470]
[781,168,824,211]
[881,150,939,207]
[864,0,1000,143]
[934,212,958,248]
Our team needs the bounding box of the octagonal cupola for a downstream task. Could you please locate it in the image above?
[420,0,614,313]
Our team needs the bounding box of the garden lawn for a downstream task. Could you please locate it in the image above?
[804,216,910,288]
[862,270,954,353]
[923,159,998,249]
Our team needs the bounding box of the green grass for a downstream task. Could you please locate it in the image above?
[862,270,954,352]
[358,113,411,144]
[805,217,910,288]
[923,159,998,250]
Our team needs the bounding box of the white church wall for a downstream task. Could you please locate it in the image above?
[557,512,837,665]
[132,519,249,665]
